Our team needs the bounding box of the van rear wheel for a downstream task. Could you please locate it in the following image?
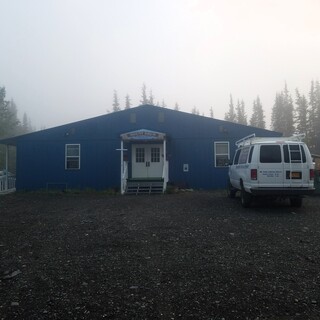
[290,197,303,208]
[241,187,252,208]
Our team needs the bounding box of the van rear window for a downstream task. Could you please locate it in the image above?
[260,145,281,163]
[283,144,306,163]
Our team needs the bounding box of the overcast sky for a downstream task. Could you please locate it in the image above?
[1,0,320,129]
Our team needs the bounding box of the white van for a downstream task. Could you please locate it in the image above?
[228,134,315,207]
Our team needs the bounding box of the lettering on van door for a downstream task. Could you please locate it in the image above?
[260,170,282,178]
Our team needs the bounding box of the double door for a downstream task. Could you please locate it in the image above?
[132,144,163,178]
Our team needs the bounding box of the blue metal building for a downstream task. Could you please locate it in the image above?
[0,105,281,194]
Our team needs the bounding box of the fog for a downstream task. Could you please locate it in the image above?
[1,0,320,129]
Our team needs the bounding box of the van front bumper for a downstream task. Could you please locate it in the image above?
[250,188,315,196]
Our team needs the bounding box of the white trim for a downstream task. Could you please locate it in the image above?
[65,144,81,170]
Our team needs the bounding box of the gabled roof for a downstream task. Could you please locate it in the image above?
[0,104,281,146]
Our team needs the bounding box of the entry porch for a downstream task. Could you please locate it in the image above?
[119,129,169,194]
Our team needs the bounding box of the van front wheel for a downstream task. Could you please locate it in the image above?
[241,187,252,208]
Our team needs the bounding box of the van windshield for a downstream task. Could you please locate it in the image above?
[260,145,281,163]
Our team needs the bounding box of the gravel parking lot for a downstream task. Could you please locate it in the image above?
[1,190,320,319]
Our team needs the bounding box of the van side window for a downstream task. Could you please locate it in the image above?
[239,147,250,164]
[283,145,289,162]
[260,145,281,163]
[233,149,241,164]
[248,146,254,163]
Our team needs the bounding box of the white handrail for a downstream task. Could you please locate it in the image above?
[0,174,16,194]
[121,161,128,194]
[0,175,5,192]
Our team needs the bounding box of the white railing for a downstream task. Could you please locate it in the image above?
[0,175,16,194]
[162,160,169,192]
[121,161,128,194]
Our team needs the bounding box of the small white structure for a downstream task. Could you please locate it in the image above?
[0,145,16,194]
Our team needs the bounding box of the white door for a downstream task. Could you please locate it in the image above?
[132,144,163,179]
[258,144,285,187]
[283,143,307,187]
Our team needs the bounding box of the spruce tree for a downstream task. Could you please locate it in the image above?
[236,99,247,125]
[125,94,131,109]
[224,95,236,122]
[308,80,320,152]
[283,83,295,136]
[140,83,148,105]
[20,112,33,134]
[250,96,265,129]
[271,84,294,136]
[0,88,20,138]
[315,80,320,152]
[209,107,214,118]
[295,89,308,137]
[191,106,199,115]
[112,90,121,112]
[149,90,154,105]
[271,93,286,133]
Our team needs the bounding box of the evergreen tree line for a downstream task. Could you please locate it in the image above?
[114,81,320,152]
[224,80,320,153]
[0,86,33,139]
[110,83,181,113]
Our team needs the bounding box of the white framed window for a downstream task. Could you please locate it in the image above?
[65,144,80,170]
[214,141,230,167]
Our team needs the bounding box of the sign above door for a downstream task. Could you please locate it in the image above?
[121,129,166,141]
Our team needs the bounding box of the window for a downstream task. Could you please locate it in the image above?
[151,147,160,162]
[260,145,281,163]
[65,144,80,169]
[136,147,145,163]
[214,142,230,167]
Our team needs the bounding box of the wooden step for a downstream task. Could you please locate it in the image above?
[126,180,164,195]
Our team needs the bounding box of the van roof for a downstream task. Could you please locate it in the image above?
[235,133,306,147]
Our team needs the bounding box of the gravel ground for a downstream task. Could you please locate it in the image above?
[1,190,320,320]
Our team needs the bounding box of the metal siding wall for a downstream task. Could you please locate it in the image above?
[15,106,281,191]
